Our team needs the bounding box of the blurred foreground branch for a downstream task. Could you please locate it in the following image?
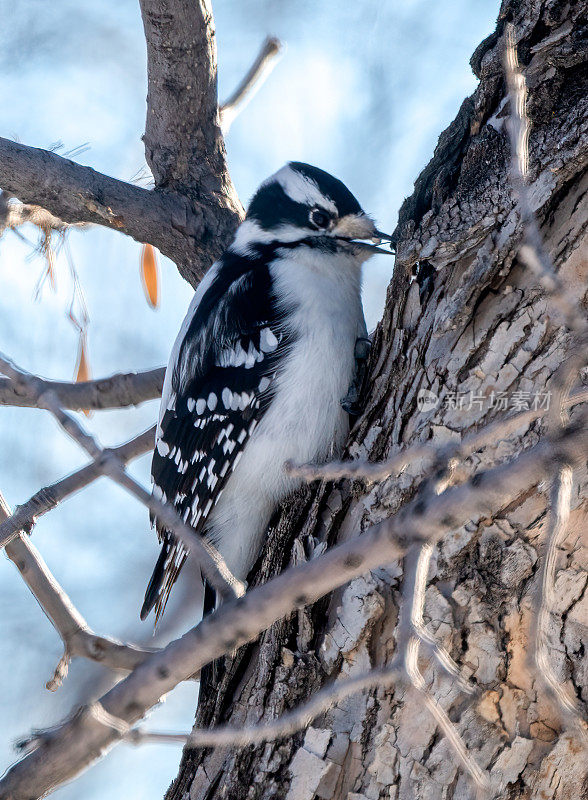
[0,426,154,549]
[219,36,283,134]
[1,411,586,799]
[0,192,84,237]
[1,492,155,690]
[0,354,243,602]
[288,388,588,483]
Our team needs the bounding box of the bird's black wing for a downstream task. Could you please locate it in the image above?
[141,257,289,622]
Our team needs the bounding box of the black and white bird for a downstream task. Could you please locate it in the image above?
[140,162,391,624]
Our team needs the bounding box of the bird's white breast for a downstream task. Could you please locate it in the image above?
[208,247,365,578]
[264,246,364,462]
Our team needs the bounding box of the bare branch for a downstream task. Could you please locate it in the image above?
[531,467,588,734]
[0,354,243,601]
[504,24,588,335]
[404,635,490,792]
[130,662,402,747]
[395,544,486,789]
[0,427,155,550]
[409,543,475,693]
[219,37,283,134]
[0,367,165,411]
[0,5,246,287]
[1,492,154,689]
[138,0,241,204]
[288,388,588,483]
[1,417,585,799]
[502,27,587,738]
[0,137,198,267]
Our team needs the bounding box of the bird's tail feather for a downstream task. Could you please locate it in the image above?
[140,533,188,623]
[140,537,170,620]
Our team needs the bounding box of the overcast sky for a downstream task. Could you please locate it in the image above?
[0,2,498,797]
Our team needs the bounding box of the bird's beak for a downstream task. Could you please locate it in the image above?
[332,215,394,255]
[353,229,395,255]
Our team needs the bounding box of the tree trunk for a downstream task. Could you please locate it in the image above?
[166,1,588,798]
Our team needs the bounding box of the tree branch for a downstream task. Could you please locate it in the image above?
[0,1,248,286]
[399,545,489,790]
[405,542,475,693]
[130,543,482,790]
[529,467,587,733]
[288,388,588,483]
[1,415,585,800]
[0,427,155,550]
[129,663,402,747]
[0,137,200,267]
[501,28,587,736]
[0,367,164,411]
[219,36,283,134]
[504,24,588,336]
[1,492,154,690]
[0,353,243,601]
[138,0,243,281]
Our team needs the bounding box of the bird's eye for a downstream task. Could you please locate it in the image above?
[310,208,330,229]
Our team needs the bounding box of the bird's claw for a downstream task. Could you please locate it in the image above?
[341,337,372,416]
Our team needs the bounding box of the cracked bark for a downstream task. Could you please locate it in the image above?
[166,2,588,798]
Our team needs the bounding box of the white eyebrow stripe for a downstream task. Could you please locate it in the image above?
[272,165,338,214]
[229,219,322,255]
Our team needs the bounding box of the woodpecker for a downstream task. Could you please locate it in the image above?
[141,162,391,624]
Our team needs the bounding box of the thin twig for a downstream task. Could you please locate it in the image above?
[504,25,588,738]
[410,543,475,694]
[403,545,489,790]
[530,467,588,731]
[504,23,587,335]
[0,492,155,689]
[0,427,155,549]
[288,388,588,483]
[0,353,243,601]
[0,195,83,236]
[405,637,490,793]
[128,662,402,747]
[396,542,489,789]
[397,544,487,790]
[219,37,283,134]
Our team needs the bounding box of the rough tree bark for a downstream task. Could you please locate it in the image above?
[0,0,585,797]
[164,2,588,799]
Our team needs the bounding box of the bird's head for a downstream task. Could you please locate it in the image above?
[229,162,392,262]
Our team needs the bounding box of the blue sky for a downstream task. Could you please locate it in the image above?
[0,1,498,797]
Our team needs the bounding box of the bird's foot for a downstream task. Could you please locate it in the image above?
[341,337,372,416]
